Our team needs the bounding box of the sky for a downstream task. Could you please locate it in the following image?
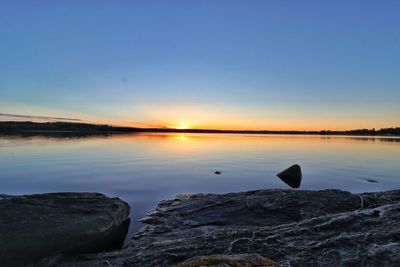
[0,0,399,130]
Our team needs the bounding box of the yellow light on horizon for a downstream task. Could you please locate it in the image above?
[168,122,190,130]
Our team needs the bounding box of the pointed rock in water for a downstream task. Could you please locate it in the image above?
[277,164,302,188]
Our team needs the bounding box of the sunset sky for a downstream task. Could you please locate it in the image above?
[0,1,399,130]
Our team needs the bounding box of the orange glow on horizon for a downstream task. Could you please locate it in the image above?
[167,122,190,130]
[6,104,396,132]
[108,119,396,132]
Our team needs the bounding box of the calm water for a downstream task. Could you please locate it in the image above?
[1,133,399,240]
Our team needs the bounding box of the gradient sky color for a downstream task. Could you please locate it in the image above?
[0,1,399,130]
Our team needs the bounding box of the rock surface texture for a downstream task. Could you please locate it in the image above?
[58,189,400,267]
[0,192,130,266]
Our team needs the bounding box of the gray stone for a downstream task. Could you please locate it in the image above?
[0,192,130,266]
[59,189,400,267]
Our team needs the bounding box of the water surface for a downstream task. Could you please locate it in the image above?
[1,133,399,240]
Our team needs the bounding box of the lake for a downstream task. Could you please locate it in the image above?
[1,133,399,241]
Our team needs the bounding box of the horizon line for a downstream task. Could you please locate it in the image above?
[0,120,399,134]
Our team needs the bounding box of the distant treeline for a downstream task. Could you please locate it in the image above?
[320,128,400,136]
[0,121,399,136]
[0,121,136,132]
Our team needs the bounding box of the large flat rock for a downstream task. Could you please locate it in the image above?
[0,192,130,266]
[59,189,400,266]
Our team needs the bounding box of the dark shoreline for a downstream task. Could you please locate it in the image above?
[1,121,400,137]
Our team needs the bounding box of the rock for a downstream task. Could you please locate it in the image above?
[176,254,280,267]
[277,164,302,188]
[214,171,222,175]
[0,192,130,266]
[59,189,400,266]
[364,178,378,183]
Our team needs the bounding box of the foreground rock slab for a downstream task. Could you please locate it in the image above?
[61,189,400,266]
[0,192,130,266]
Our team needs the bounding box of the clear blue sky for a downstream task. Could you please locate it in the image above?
[0,1,399,130]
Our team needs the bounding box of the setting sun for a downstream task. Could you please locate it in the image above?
[168,122,190,130]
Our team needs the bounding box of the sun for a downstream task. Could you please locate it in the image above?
[168,122,190,130]
[176,122,189,130]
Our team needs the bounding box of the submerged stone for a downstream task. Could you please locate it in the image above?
[364,178,378,183]
[277,164,302,188]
